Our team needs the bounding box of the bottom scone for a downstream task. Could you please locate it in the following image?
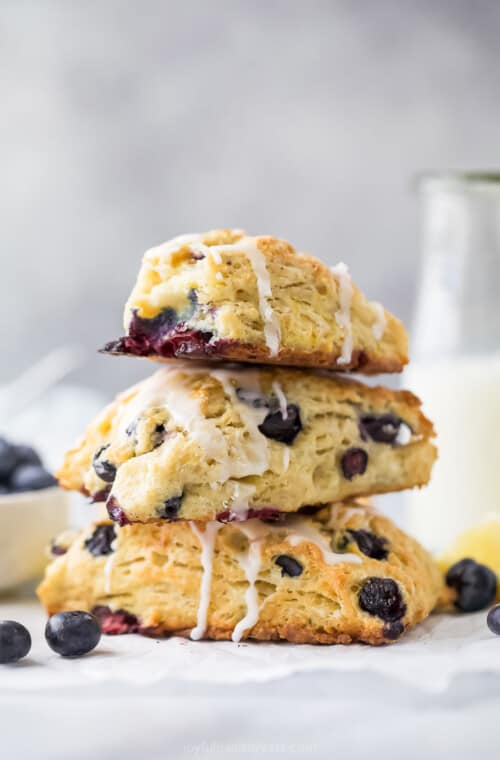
[37,502,442,645]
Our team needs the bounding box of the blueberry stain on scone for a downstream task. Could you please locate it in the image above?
[445,558,497,612]
[106,496,131,526]
[84,524,116,557]
[347,529,389,560]
[91,486,112,503]
[158,494,184,520]
[92,605,140,635]
[275,555,303,577]
[101,292,215,359]
[92,445,116,483]
[50,542,68,557]
[341,448,368,479]
[358,577,406,622]
[216,507,284,522]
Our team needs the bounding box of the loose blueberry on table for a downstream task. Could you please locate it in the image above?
[0,436,56,494]
[0,620,31,664]
[487,604,500,635]
[445,558,497,613]
[45,611,102,657]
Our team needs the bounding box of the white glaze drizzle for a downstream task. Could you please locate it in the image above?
[370,301,386,341]
[331,263,354,366]
[120,367,271,514]
[121,368,229,480]
[395,422,412,446]
[271,381,288,420]
[225,482,257,520]
[327,503,371,530]
[237,238,281,356]
[282,447,291,472]
[231,521,267,642]
[215,272,224,281]
[209,368,269,479]
[285,515,361,566]
[144,232,280,356]
[190,521,222,641]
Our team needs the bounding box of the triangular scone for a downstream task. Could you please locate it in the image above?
[102,230,408,373]
[57,363,436,524]
[37,503,443,645]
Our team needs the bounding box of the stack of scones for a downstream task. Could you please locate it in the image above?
[38,230,445,645]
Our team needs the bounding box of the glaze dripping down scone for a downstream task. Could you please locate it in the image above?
[101,230,408,373]
[56,364,437,524]
[37,502,442,645]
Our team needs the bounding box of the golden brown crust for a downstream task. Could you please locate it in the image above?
[56,364,437,523]
[37,502,443,645]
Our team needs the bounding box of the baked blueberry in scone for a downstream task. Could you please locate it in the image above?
[37,502,443,645]
[101,230,408,373]
[56,363,437,524]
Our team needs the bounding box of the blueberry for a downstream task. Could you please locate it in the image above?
[13,444,42,467]
[446,558,497,612]
[358,577,407,622]
[92,445,116,483]
[258,404,302,445]
[84,524,116,557]
[158,494,183,519]
[341,448,368,480]
[383,621,405,640]
[359,414,404,445]
[275,555,303,577]
[487,604,500,635]
[50,542,68,557]
[0,438,18,481]
[0,620,31,663]
[45,611,101,657]
[347,530,388,560]
[10,464,57,492]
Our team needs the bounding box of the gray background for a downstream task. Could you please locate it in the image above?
[2,0,500,392]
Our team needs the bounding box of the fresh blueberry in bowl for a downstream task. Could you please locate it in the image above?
[45,611,102,657]
[0,620,31,663]
[0,436,57,494]
[9,464,57,492]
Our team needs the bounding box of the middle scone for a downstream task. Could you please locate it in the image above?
[58,363,436,524]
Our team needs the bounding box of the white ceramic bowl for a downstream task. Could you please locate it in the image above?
[0,487,69,591]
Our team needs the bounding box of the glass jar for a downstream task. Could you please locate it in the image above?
[407,173,500,551]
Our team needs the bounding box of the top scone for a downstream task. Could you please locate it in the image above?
[102,230,408,373]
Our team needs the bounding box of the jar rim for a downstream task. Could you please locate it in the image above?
[416,171,500,193]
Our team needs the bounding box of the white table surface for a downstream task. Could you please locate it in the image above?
[1,593,499,760]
